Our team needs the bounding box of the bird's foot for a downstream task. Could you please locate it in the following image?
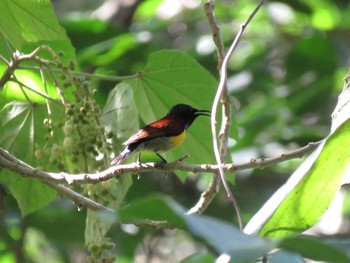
[136,153,142,166]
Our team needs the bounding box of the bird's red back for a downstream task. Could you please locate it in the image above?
[122,115,185,146]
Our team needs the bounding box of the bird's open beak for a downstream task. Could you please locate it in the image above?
[195,109,211,117]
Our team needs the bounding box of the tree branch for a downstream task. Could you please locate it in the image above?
[0,141,320,186]
[188,0,231,218]
[210,0,265,229]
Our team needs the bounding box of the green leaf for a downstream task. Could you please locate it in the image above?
[119,194,276,262]
[0,101,63,163]
[0,170,56,216]
[181,251,215,263]
[79,34,137,66]
[125,50,224,164]
[0,102,65,215]
[100,83,139,142]
[0,0,76,106]
[245,119,350,238]
[280,236,350,263]
[0,66,62,106]
[0,0,70,49]
[270,250,305,263]
[1,102,39,162]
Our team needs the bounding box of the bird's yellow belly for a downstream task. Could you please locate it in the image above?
[170,131,186,148]
[136,131,186,153]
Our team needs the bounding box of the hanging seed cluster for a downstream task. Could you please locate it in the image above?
[35,50,113,172]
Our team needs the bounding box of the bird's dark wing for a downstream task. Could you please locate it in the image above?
[122,116,183,145]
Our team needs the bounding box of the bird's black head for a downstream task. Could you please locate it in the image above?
[168,104,210,129]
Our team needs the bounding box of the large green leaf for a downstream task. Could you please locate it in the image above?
[0,101,65,162]
[0,170,56,216]
[100,82,139,143]
[245,119,350,238]
[280,236,350,263]
[119,194,276,263]
[0,0,76,106]
[0,65,63,106]
[0,0,70,48]
[119,195,350,263]
[0,102,64,215]
[125,50,232,164]
[181,251,216,263]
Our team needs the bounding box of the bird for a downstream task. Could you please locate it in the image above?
[111,104,210,165]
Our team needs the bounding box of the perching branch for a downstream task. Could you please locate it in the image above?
[0,140,320,187]
[209,0,265,229]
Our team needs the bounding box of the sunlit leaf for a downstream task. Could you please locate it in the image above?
[280,236,350,263]
[245,119,350,238]
[181,251,216,263]
[0,0,76,106]
[0,101,65,215]
[331,71,350,133]
[0,0,70,48]
[0,65,61,105]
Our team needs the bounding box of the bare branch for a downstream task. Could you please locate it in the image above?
[210,0,265,229]
[204,0,225,69]
[0,139,320,215]
[188,0,230,217]
[0,141,320,185]
[186,172,220,215]
[132,220,174,230]
[45,181,113,212]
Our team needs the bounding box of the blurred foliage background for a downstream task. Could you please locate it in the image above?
[2,0,350,262]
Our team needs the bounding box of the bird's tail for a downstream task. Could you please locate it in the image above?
[111,147,132,165]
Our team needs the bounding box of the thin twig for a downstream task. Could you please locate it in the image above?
[204,0,225,69]
[187,172,220,215]
[0,45,53,90]
[18,65,139,82]
[132,220,174,230]
[188,0,229,217]
[210,0,265,230]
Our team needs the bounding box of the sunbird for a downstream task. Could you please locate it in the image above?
[111,104,210,165]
